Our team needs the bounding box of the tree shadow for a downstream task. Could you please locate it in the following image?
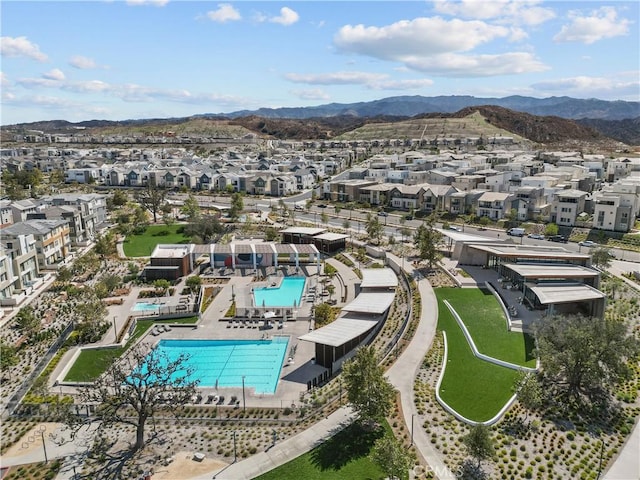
[457,459,489,480]
[310,422,384,471]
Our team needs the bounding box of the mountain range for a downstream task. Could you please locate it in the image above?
[3,95,639,147]
[213,95,639,121]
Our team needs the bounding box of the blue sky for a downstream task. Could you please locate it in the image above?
[1,1,638,125]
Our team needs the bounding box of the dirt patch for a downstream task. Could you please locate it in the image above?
[2,423,64,459]
[154,451,228,479]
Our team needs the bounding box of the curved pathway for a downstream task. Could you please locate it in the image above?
[385,253,455,479]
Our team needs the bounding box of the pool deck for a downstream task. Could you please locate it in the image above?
[50,265,341,412]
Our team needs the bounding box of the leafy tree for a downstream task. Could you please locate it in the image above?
[513,371,543,424]
[73,292,108,343]
[264,226,279,242]
[15,305,40,335]
[534,313,639,405]
[326,284,336,301]
[544,223,559,236]
[184,214,223,244]
[342,345,395,426]
[2,169,43,199]
[334,205,341,215]
[365,214,383,244]
[314,302,333,327]
[0,340,18,371]
[134,184,167,223]
[320,212,329,226]
[56,266,73,284]
[591,247,613,270]
[463,424,494,468]
[153,279,171,294]
[413,216,443,268]
[181,194,201,222]
[71,343,198,451]
[185,275,202,291]
[342,219,351,231]
[110,189,129,208]
[229,192,244,221]
[370,434,412,480]
[94,230,117,258]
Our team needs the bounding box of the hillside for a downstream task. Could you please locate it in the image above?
[1,104,636,151]
[218,95,639,121]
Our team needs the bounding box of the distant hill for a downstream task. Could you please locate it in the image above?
[2,96,638,148]
[216,95,639,121]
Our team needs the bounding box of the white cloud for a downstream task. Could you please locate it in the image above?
[531,74,640,99]
[433,0,555,26]
[334,17,548,77]
[43,69,65,81]
[285,71,433,91]
[290,89,331,101]
[372,79,434,90]
[407,52,548,76]
[126,0,169,6]
[206,4,241,23]
[554,7,630,44]
[269,7,299,26]
[0,36,48,62]
[1,72,10,87]
[69,55,98,69]
[62,80,111,93]
[335,17,510,58]
[285,71,389,85]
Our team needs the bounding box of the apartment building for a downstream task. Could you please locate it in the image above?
[0,233,40,305]
[2,220,71,270]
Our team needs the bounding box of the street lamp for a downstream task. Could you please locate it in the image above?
[113,316,117,342]
[241,375,246,412]
[411,414,416,446]
[233,431,237,463]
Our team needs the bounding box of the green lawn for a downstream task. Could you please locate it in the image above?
[122,224,191,257]
[64,316,198,382]
[255,422,392,480]
[439,287,536,368]
[435,289,520,422]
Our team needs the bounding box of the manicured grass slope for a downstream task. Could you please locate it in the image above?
[64,317,197,382]
[255,422,391,480]
[122,224,191,257]
[435,289,520,422]
[441,287,536,368]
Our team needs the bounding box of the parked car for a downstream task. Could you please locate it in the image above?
[579,240,597,247]
[548,235,568,243]
[507,227,526,237]
[405,215,414,221]
[317,204,327,208]
[528,233,544,240]
[449,225,462,231]
[377,211,388,217]
[294,204,304,211]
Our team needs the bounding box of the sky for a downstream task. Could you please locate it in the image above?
[1,0,639,125]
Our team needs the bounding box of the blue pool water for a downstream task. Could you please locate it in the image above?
[152,338,289,394]
[253,277,306,307]
[132,301,164,312]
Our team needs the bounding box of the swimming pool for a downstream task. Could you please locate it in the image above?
[253,277,306,307]
[132,301,164,312]
[152,337,289,394]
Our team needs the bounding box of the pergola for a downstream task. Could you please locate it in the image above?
[203,242,321,271]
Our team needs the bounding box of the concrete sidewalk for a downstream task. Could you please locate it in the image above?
[386,252,456,480]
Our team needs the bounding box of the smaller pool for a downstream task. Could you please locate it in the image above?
[132,301,164,312]
[253,277,306,307]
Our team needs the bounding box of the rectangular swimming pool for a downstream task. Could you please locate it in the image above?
[132,301,164,312]
[253,277,306,307]
[152,337,289,394]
